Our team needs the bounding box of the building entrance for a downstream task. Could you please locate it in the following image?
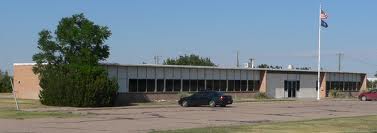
[284,80,300,98]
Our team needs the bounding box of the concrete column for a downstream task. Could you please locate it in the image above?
[259,70,267,93]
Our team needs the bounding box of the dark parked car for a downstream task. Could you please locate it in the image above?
[359,89,377,101]
[178,91,233,107]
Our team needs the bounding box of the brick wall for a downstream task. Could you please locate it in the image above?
[13,64,41,99]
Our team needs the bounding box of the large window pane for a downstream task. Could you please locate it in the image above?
[228,80,235,92]
[138,79,147,92]
[190,80,198,92]
[174,80,181,92]
[206,80,214,90]
[183,80,190,92]
[214,80,220,91]
[198,80,205,91]
[235,80,241,91]
[129,79,138,92]
[147,79,155,92]
[220,80,227,92]
[241,80,247,91]
[166,80,173,92]
[156,79,164,92]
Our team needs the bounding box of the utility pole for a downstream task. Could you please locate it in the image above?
[154,56,162,64]
[336,53,343,71]
[236,51,240,67]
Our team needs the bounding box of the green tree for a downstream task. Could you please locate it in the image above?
[0,70,13,93]
[32,13,118,107]
[163,54,216,66]
[257,64,269,68]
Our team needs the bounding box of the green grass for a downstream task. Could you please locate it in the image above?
[0,93,81,119]
[151,115,377,133]
[0,109,78,119]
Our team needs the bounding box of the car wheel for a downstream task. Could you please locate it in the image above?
[361,96,367,101]
[209,100,216,107]
[220,104,226,107]
[182,100,189,107]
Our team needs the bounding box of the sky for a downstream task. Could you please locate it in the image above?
[0,0,376,76]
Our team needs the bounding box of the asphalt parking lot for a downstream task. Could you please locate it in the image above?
[1,100,377,133]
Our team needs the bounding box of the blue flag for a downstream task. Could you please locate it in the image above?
[321,20,328,28]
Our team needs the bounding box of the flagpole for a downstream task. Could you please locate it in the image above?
[317,4,322,101]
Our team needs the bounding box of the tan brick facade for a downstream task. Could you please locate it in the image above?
[360,74,368,91]
[13,64,41,99]
[259,70,267,93]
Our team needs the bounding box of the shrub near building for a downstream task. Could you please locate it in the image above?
[0,70,12,93]
[32,14,118,107]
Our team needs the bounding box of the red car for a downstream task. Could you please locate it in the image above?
[359,90,377,101]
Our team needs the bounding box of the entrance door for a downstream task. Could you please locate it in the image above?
[284,80,300,98]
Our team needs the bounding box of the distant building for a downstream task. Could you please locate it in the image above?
[13,63,367,103]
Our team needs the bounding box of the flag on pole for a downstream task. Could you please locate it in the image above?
[320,10,328,28]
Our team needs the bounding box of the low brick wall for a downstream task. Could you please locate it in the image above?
[115,92,258,105]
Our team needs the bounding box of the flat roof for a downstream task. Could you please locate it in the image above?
[13,63,366,75]
[103,63,366,75]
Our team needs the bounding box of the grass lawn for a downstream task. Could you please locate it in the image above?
[152,115,377,133]
[0,93,80,119]
[0,109,78,119]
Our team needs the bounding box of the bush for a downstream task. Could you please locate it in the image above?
[329,89,345,98]
[255,92,269,99]
[38,65,118,107]
[0,71,12,93]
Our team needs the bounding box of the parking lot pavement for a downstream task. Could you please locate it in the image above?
[1,100,377,133]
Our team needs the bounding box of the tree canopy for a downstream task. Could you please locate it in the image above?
[0,70,12,93]
[163,54,216,66]
[32,13,118,107]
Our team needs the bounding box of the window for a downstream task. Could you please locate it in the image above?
[156,79,164,92]
[228,80,235,91]
[235,80,241,91]
[166,80,173,92]
[146,79,155,92]
[254,80,260,92]
[248,80,254,91]
[129,79,138,92]
[190,80,198,92]
[296,81,300,91]
[174,80,181,92]
[198,80,205,91]
[214,80,221,91]
[220,80,227,92]
[182,80,190,92]
[344,82,349,91]
[138,79,147,92]
[241,80,247,91]
[206,80,214,90]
